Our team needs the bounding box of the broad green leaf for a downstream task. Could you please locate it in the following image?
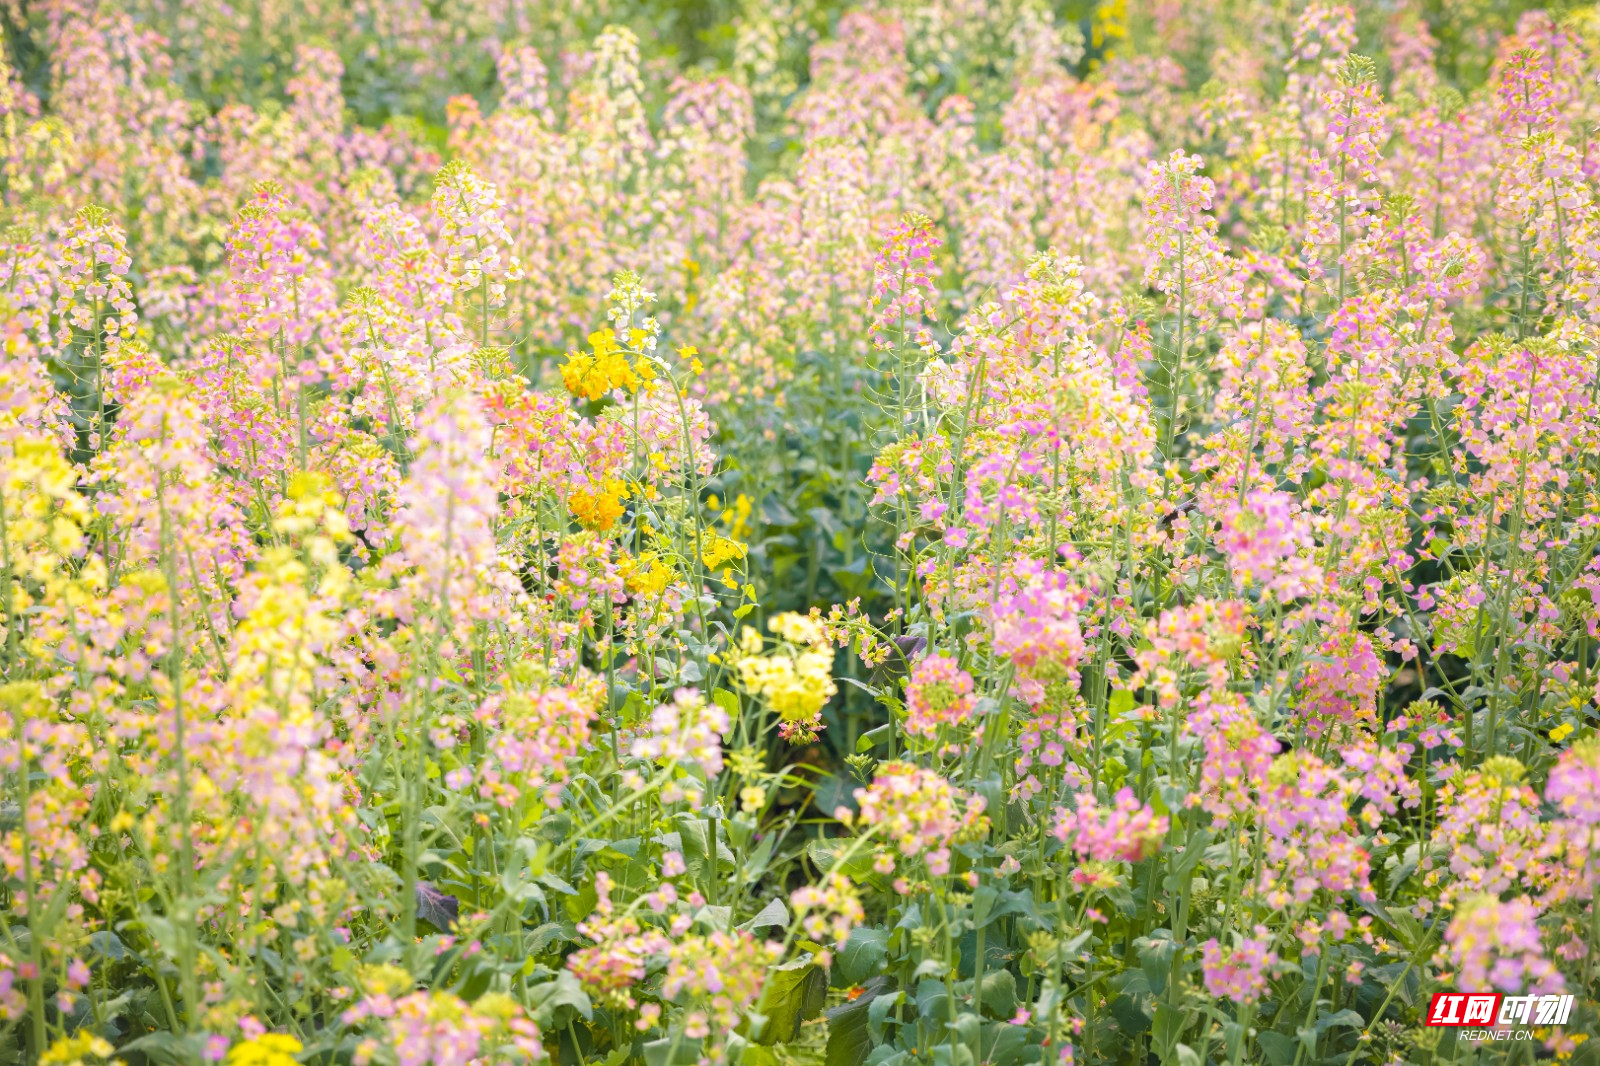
[740,896,790,932]
[837,926,888,985]
[1257,1031,1298,1066]
[824,987,876,1066]
[978,970,1017,1020]
[526,969,594,1026]
[755,959,827,1045]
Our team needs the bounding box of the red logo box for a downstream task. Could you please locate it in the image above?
[1426,993,1501,1026]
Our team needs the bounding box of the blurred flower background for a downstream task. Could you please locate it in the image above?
[3,0,1600,1063]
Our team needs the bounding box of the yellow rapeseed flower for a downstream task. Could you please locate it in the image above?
[719,493,754,539]
[733,613,837,723]
[622,552,676,597]
[700,530,747,569]
[561,330,640,400]
[225,1034,302,1066]
[570,478,627,531]
[40,1033,115,1066]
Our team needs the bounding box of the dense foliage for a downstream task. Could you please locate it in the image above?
[4,0,1600,1063]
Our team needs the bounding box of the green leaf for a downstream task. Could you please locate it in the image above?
[824,986,876,1066]
[535,873,578,895]
[644,1036,703,1066]
[1135,935,1178,998]
[915,977,949,1020]
[838,926,889,985]
[446,950,498,1000]
[1108,993,1151,1036]
[970,884,998,929]
[1371,902,1426,952]
[740,896,790,932]
[978,970,1017,1020]
[694,904,733,932]
[986,890,1044,930]
[118,1033,198,1065]
[978,1023,1032,1066]
[815,773,860,818]
[521,838,553,877]
[938,1014,981,1066]
[1257,1031,1298,1066]
[741,830,779,882]
[1152,1002,1183,1058]
[1316,1009,1365,1032]
[807,839,875,878]
[525,921,575,954]
[867,988,900,1043]
[525,969,594,1027]
[712,688,741,720]
[856,723,891,752]
[830,557,876,597]
[672,812,735,876]
[761,495,797,526]
[1161,828,1213,887]
[89,930,130,960]
[740,1047,781,1066]
[755,959,827,1045]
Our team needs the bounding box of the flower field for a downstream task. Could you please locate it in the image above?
[5,0,1600,1062]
